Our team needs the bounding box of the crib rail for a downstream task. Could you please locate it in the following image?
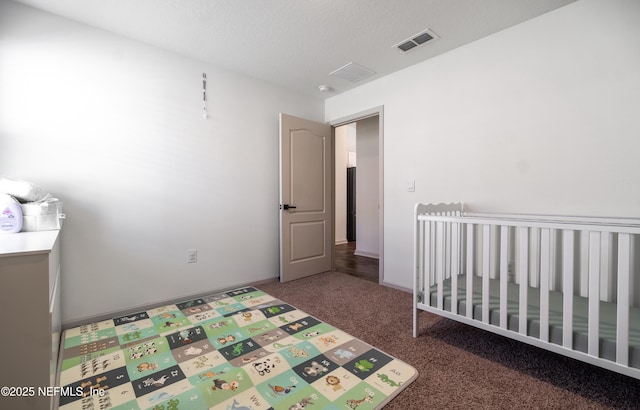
[413,204,640,379]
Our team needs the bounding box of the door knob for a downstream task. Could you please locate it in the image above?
[281,204,297,210]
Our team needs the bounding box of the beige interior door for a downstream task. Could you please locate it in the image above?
[279,113,332,282]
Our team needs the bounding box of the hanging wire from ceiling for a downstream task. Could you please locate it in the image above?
[202,73,208,119]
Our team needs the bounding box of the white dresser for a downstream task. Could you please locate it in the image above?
[0,230,61,410]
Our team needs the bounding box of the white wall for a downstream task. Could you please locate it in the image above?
[0,1,323,324]
[325,0,640,290]
[334,125,348,245]
[354,116,379,259]
[334,123,357,245]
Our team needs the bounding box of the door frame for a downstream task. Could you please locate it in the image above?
[329,106,384,283]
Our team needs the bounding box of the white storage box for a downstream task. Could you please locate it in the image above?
[20,198,65,232]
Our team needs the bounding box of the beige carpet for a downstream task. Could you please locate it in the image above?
[259,271,640,409]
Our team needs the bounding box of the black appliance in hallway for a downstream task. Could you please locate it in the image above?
[347,167,356,242]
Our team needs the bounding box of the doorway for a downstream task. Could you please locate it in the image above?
[331,108,383,283]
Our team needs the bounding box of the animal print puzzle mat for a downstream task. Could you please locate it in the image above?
[57,286,417,409]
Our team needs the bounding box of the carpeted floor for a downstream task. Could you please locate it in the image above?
[259,271,640,409]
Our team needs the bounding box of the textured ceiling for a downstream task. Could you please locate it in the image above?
[11,0,577,99]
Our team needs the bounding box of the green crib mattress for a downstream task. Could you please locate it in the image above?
[428,275,640,368]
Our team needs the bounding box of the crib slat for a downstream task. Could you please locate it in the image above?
[550,230,558,292]
[580,231,589,298]
[424,221,430,298]
[500,226,509,329]
[436,221,444,310]
[425,221,432,300]
[482,225,490,324]
[588,231,601,357]
[600,232,612,302]
[445,219,451,281]
[519,227,529,335]
[562,230,574,349]
[617,233,630,366]
[540,228,550,342]
[419,219,424,285]
[451,222,459,314]
[429,221,435,291]
[423,221,429,295]
[530,227,540,288]
[467,224,474,319]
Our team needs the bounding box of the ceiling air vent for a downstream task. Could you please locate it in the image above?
[394,28,439,53]
[329,62,376,83]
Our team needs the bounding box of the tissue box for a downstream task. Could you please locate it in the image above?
[20,198,65,231]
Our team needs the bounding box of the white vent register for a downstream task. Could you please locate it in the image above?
[329,62,376,83]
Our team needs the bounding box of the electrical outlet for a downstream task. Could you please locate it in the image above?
[187,249,198,264]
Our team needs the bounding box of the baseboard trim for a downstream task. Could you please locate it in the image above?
[380,280,411,294]
[353,250,379,259]
[335,239,348,245]
[62,276,279,329]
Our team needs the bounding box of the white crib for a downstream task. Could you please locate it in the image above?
[413,203,640,379]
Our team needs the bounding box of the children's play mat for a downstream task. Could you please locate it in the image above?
[58,286,417,409]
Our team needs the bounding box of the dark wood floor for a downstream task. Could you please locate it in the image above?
[334,241,379,283]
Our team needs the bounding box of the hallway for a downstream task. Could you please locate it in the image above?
[334,242,379,283]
